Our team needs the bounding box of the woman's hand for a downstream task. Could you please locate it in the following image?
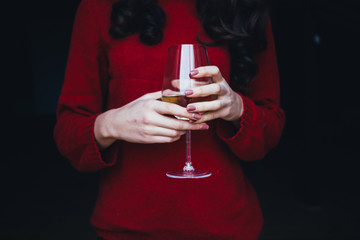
[186,66,244,126]
[94,91,209,150]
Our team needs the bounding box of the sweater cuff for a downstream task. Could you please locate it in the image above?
[216,94,255,144]
[80,114,118,171]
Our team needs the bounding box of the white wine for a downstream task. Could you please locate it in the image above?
[161,94,190,120]
[161,94,189,107]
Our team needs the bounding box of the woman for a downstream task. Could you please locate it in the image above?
[54,0,285,239]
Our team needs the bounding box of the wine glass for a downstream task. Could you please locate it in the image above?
[161,44,212,179]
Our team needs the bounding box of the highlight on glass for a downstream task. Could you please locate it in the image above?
[162,44,212,179]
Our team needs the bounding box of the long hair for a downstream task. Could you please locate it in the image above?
[109,0,268,92]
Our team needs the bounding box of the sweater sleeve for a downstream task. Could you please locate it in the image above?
[216,19,285,162]
[54,0,117,172]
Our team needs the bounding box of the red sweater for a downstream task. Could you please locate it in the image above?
[54,0,285,239]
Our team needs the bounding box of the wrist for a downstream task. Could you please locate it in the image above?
[94,110,116,150]
[237,93,244,119]
[231,93,244,129]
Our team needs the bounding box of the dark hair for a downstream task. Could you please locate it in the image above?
[109,0,166,45]
[109,0,268,92]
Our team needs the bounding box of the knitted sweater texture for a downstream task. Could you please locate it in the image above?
[54,0,285,239]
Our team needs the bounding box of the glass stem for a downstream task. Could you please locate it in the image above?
[184,130,194,171]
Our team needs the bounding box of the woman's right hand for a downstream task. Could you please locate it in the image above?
[94,91,209,150]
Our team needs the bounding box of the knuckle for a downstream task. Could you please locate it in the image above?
[141,114,151,125]
[196,87,203,95]
[225,88,232,97]
[208,112,215,121]
[169,130,179,138]
[164,103,178,114]
[215,101,222,110]
[213,66,220,75]
[214,84,221,94]
[143,135,152,143]
[165,103,173,112]
[173,122,182,130]
[206,114,213,122]
[144,100,155,109]
[195,105,203,113]
[141,126,150,136]
[225,99,233,108]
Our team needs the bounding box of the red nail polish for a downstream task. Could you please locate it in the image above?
[187,105,196,111]
[190,70,199,76]
[193,113,202,119]
[185,90,193,96]
[201,124,209,130]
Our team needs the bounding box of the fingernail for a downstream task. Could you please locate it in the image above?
[187,105,196,111]
[200,124,209,130]
[189,119,195,123]
[190,70,199,76]
[193,113,202,120]
[185,89,193,96]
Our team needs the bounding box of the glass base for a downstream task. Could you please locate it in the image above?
[166,170,212,179]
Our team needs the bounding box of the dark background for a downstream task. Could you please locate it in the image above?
[3,0,360,239]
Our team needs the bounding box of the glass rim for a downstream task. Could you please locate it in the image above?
[168,43,207,49]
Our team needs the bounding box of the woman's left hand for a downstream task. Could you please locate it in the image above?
[185,66,244,125]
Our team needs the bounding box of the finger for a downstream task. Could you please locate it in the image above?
[155,101,203,121]
[190,66,223,83]
[161,115,209,131]
[171,79,180,90]
[187,83,224,97]
[146,135,182,144]
[140,91,162,100]
[140,136,181,144]
[148,113,209,131]
[186,99,226,113]
[142,125,186,138]
[192,111,221,124]
[162,80,181,96]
